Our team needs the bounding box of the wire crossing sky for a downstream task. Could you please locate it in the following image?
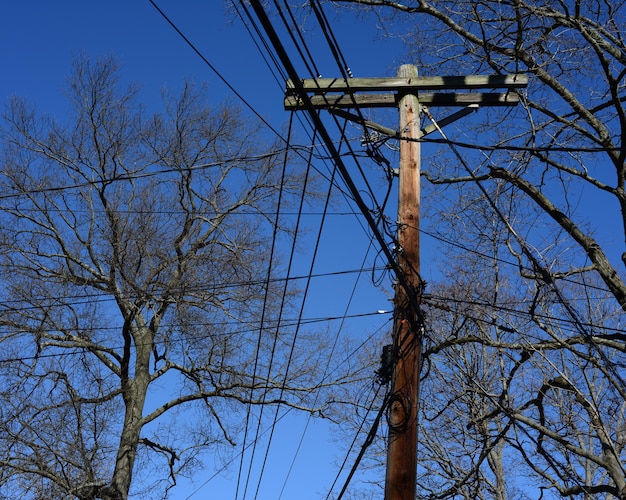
[1,2,408,499]
[3,1,622,499]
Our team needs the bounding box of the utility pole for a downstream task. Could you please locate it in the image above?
[384,63,422,500]
[284,67,527,500]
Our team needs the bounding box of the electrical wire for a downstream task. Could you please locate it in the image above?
[247,0,419,328]
[240,118,316,499]
[128,9,626,492]
[0,150,295,200]
[420,136,626,153]
[232,0,369,215]
[228,8,383,480]
[249,121,339,499]
[236,5,412,484]
[1,4,405,499]
[234,0,398,287]
[278,238,380,498]
[235,113,296,500]
[266,0,394,248]
[308,0,353,78]
[228,0,289,91]
[216,6,393,488]
[308,0,396,189]
[329,387,388,500]
[0,309,393,365]
[422,106,626,388]
[231,3,401,479]
[271,0,323,80]
[5,293,623,369]
[147,0,285,140]
[182,312,392,499]
[16,2,622,498]
[0,265,389,313]
[3,286,621,363]
[184,406,295,500]
[147,0,350,214]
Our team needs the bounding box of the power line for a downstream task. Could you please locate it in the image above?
[229,0,289,91]
[422,294,624,338]
[236,114,298,500]
[3,4,395,500]
[422,107,626,388]
[0,265,389,311]
[184,314,392,499]
[147,0,351,212]
[0,309,392,366]
[329,386,388,500]
[271,0,323,81]
[247,0,415,316]
[0,150,293,200]
[249,123,339,499]
[278,230,381,498]
[147,0,285,139]
[184,405,294,500]
[419,136,626,153]
[309,0,354,79]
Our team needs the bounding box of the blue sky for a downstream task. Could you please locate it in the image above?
[1,2,416,499]
[5,2,622,500]
[0,1,408,116]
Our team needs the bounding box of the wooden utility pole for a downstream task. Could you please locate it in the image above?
[384,63,422,500]
[284,67,527,500]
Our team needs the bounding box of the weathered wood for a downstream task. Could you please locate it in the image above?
[420,106,477,137]
[285,91,520,109]
[328,106,480,139]
[385,63,422,500]
[286,74,528,94]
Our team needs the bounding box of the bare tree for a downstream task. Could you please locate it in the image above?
[330,0,626,307]
[0,55,339,499]
[418,183,626,498]
[310,1,626,497]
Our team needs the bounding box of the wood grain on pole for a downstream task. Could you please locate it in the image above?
[384,64,422,500]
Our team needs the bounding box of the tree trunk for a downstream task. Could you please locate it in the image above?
[103,326,152,500]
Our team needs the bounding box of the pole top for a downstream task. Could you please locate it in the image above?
[397,64,418,78]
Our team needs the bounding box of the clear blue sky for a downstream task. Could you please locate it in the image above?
[6,3,617,500]
[1,2,417,499]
